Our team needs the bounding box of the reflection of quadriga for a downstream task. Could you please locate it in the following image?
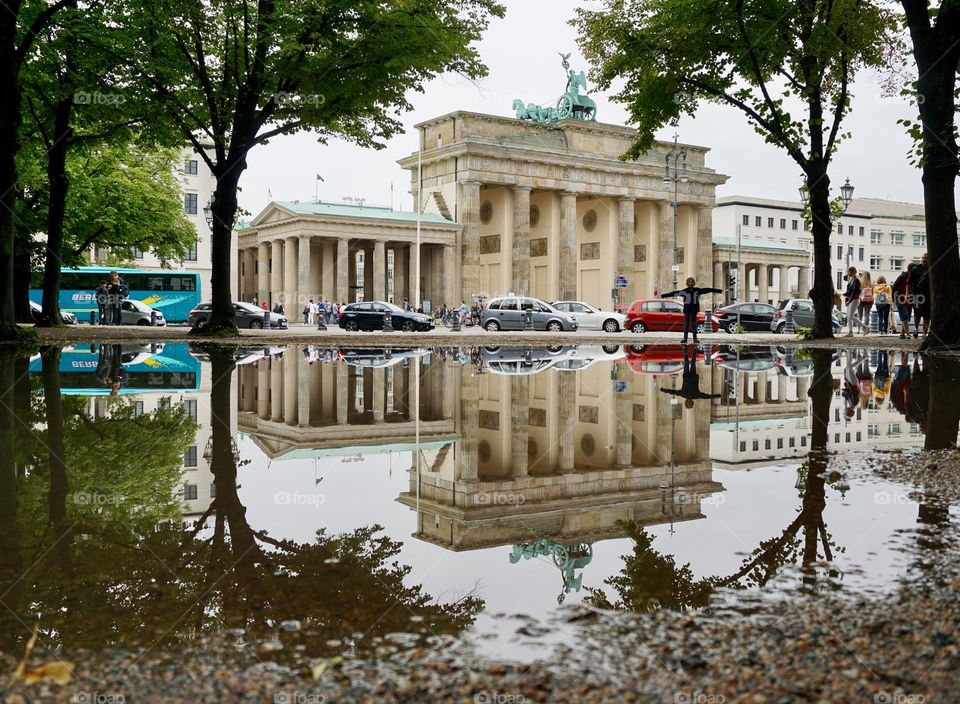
[512,52,598,123]
[510,539,594,603]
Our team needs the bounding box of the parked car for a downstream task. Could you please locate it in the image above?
[480,346,570,375]
[711,303,776,333]
[29,300,77,325]
[338,301,433,332]
[119,298,165,326]
[770,298,840,334]
[624,344,709,375]
[711,344,777,372]
[625,299,706,334]
[551,301,626,332]
[553,344,625,371]
[188,302,287,330]
[338,347,428,367]
[481,296,578,332]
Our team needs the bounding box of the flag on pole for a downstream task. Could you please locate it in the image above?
[316,174,324,182]
[268,188,273,200]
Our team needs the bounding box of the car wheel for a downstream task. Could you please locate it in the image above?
[602,344,619,354]
[194,318,208,330]
[250,320,263,329]
[484,320,500,332]
[696,323,706,334]
[344,320,359,332]
[136,319,150,326]
[547,321,563,332]
[630,321,646,334]
[602,319,620,333]
[628,344,645,354]
[775,322,785,334]
[401,320,415,332]
[724,322,735,334]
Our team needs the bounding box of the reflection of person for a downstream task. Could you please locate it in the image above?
[658,346,721,408]
[890,351,910,416]
[660,277,723,344]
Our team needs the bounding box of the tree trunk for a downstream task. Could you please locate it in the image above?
[41,346,73,572]
[0,26,21,339]
[807,167,835,338]
[13,243,33,323]
[38,98,74,327]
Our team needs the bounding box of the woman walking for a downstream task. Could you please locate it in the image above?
[892,267,912,339]
[858,271,874,335]
[873,275,892,334]
[842,267,866,337]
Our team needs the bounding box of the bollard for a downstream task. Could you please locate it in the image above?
[870,309,878,333]
[524,308,534,331]
[89,311,96,325]
[383,310,393,332]
[785,308,795,334]
[151,310,158,326]
[451,311,461,332]
[263,310,271,329]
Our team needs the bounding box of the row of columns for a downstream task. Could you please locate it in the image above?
[715,260,811,305]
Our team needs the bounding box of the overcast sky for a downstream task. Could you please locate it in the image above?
[239,0,926,218]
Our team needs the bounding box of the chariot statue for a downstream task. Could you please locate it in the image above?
[511,52,597,124]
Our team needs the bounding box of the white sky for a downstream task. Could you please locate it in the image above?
[239,0,927,218]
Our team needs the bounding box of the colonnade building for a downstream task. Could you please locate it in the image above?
[237,111,728,310]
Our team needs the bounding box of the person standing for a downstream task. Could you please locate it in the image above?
[858,271,874,335]
[660,276,723,345]
[892,266,912,339]
[261,300,268,311]
[908,253,931,339]
[402,297,411,312]
[273,301,284,316]
[107,271,123,325]
[321,300,330,326]
[303,300,311,324]
[95,281,109,325]
[873,276,892,335]
[310,299,319,325]
[842,266,865,337]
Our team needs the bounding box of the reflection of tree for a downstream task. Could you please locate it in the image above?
[590,350,844,611]
[924,355,960,450]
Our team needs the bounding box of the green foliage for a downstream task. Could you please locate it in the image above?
[794,324,814,340]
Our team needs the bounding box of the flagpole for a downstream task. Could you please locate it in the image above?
[415,128,422,310]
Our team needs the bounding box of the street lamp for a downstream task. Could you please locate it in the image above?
[203,436,240,465]
[798,185,808,206]
[663,132,688,290]
[840,177,855,211]
[203,196,214,228]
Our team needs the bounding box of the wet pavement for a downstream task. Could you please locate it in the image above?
[0,342,958,702]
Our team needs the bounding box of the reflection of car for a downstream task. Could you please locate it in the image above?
[481,346,569,375]
[711,303,776,333]
[771,298,840,334]
[482,296,578,332]
[771,347,816,377]
[120,298,165,326]
[188,302,287,330]
[338,348,428,368]
[338,301,433,332]
[29,300,77,325]
[189,346,284,365]
[551,301,626,332]
[625,299,705,334]
[711,345,776,372]
[624,344,708,375]
[553,344,625,371]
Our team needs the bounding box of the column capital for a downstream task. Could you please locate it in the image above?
[459,179,482,188]
[511,184,533,193]
[617,196,637,205]
[559,190,580,199]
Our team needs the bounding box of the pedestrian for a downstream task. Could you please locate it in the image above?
[321,300,330,325]
[660,276,724,345]
[892,266,912,339]
[310,299,319,325]
[303,300,311,324]
[273,301,284,316]
[402,297,411,312]
[908,253,931,339]
[873,276,892,335]
[251,297,258,306]
[858,271,873,335]
[842,266,866,337]
[107,271,123,325]
[95,281,109,325]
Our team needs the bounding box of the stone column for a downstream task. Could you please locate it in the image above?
[373,240,386,301]
[394,245,407,305]
[336,362,348,425]
[297,354,311,426]
[617,198,635,308]
[615,365,632,468]
[778,265,790,304]
[372,367,385,423]
[283,353,297,426]
[557,369,576,472]
[714,261,725,303]
[298,235,311,310]
[510,377,529,477]
[242,248,256,301]
[696,206,713,286]
[559,192,578,300]
[284,236,298,308]
[257,242,269,304]
[460,180,481,300]
[362,244,374,301]
[336,239,349,304]
[512,186,531,295]
[270,358,283,422]
[443,244,457,308]
[408,243,419,306]
[758,264,769,304]
[270,240,283,308]
[257,360,270,419]
[798,266,810,297]
[777,375,788,404]
[658,201,675,292]
[459,369,480,481]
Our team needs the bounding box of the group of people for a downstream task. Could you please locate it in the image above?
[433,301,474,326]
[300,299,342,326]
[841,253,930,339]
[841,348,927,431]
[94,271,129,325]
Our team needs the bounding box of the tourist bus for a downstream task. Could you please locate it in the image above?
[29,343,201,395]
[29,266,202,323]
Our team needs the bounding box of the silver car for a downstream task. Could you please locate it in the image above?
[481,296,578,332]
[552,300,626,332]
[120,299,165,326]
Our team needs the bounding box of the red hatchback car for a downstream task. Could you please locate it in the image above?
[625,299,711,334]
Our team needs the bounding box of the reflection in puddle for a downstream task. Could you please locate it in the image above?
[0,342,957,663]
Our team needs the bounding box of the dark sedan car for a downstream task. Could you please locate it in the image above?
[711,302,776,332]
[338,301,434,332]
[188,302,288,330]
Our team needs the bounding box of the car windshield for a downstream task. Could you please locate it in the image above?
[235,302,262,313]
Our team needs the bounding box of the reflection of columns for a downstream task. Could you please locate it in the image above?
[257,242,269,303]
[298,235,311,307]
[617,198,635,308]
[336,239,349,304]
[372,367,385,423]
[373,240,386,301]
[797,375,810,400]
[757,372,768,403]
[512,186,531,295]
[777,375,787,404]
[443,245,457,308]
[336,363,348,425]
[270,239,283,307]
[510,378,529,477]
[557,370,575,472]
[459,371,479,481]
[798,266,810,297]
[270,358,283,422]
[257,360,269,419]
[297,354,311,426]
[284,236,298,307]
[460,180,481,300]
[658,201,674,291]
[559,192,578,300]
[758,264,769,304]
[655,385,672,464]
[615,365,632,467]
[778,265,789,303]
[283,353,297,426]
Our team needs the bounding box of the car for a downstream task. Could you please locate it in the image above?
[711,303,776,333]
[481,296,578,332]
[711,345,777,372]
[119,298,165,326]
[552,344,625,371]
[188,302,287,330]
[770,298,840,334]
[480,346,570,375]
[338,347,428,367]
[338,301,433,332]
[625,299,706,334]
[623,344,709,375]
[551,301,626,332]
[29,300,77,325]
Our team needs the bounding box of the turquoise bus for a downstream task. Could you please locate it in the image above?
[30,267,202,323]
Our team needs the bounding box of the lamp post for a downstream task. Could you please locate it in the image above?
[799,176,854,292]
[203,196,214,228]
[663,131,688,291]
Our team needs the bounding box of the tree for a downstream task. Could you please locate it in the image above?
[576,0,894,337]
[121,0,503,334]
[899,1,960,349]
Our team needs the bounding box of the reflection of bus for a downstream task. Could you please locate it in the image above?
[29,343,201,395]
[29,267,202,323]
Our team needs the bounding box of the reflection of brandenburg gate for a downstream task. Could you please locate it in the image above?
[237,352,724,550]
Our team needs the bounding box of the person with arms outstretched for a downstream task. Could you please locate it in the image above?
[660,277,723,344]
